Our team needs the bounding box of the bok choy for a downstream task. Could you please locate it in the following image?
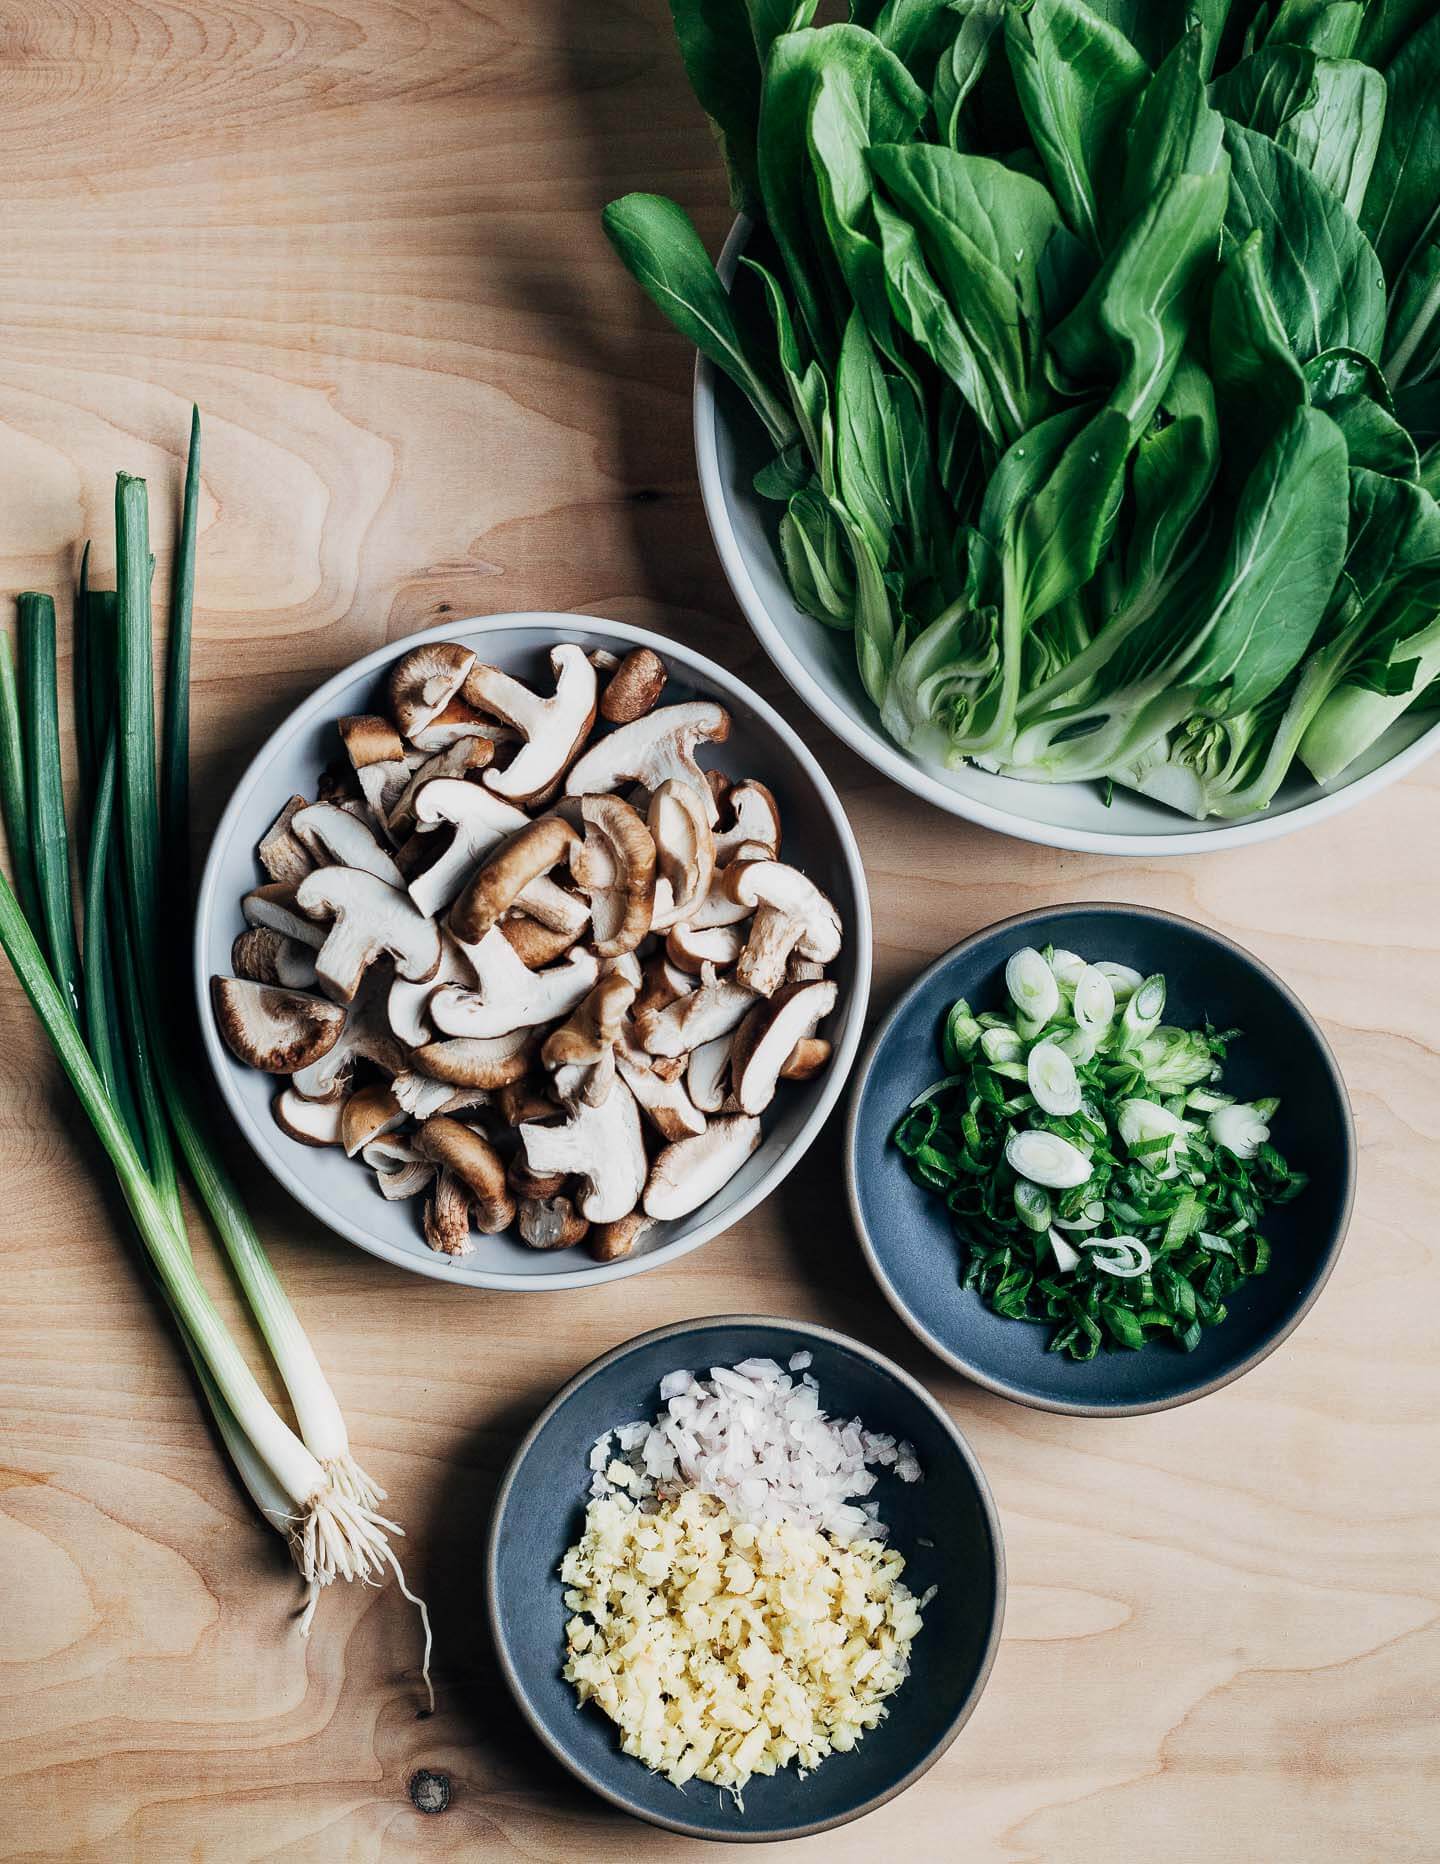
[604,1,1440,817]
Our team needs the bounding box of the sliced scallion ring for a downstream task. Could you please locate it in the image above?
[1005,945,1060,1028]
[1027,1039,1081,1115]
[1004,1128,1092,1189]
[1082,1236,1152,1277]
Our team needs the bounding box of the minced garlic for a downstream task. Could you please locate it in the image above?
[560,1487,925,1796]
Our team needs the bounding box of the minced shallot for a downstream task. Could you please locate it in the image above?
[587,1353,921,1544]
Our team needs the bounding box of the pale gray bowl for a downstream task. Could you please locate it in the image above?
[194,614,872,1291]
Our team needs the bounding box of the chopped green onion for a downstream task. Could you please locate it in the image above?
[1027,1040,1081,1116]
[942,997,982,1067]
[1208,1101,1272,1159]
[1005,945,1060,1027]
[1005,1128,1092,1189]
[893,941,1302,1359]
[1119,973,1166,1046]
[1072,964,1115,1033]
[1082,1236,1152,1277]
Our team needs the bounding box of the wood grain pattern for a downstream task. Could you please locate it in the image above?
[2,4,1437,1859]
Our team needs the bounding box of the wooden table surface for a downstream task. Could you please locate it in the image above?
[3,4,1438,1860]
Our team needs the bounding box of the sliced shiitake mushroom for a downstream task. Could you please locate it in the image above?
[212,976,346,1074]
[599,647,667,724]
[643,1116,762,1221]
[588,1211,652,1262]
[518,1194,589,1251]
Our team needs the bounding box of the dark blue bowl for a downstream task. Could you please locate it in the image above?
[846,905,1355,1417]
[485,1316,1004,1841]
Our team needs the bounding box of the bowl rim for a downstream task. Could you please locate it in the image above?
[484,1312,1007,1842]
[844,902,1357,1417]
[193,613,873,1292]
[694,215,1440,857]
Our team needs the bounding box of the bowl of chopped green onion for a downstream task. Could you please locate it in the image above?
[845,905,1354,1415]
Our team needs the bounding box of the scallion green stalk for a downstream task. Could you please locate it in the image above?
[0,432,430,1698]
[17,593,83,1020]
[0,630,40,933]
[163,408,200,876]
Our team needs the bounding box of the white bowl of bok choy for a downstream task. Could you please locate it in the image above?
[605,6,1440,853]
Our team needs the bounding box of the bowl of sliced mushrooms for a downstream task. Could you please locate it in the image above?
[195,616,871,1288]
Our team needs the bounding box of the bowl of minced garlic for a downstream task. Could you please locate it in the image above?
[562,1487,926,1796]
[487,1317,1004,1840]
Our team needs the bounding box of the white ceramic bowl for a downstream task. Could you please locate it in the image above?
[695,218,1440,856]
[195,614,872,1291]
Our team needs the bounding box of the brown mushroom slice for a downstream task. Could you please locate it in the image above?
[231,925,319,991]
[519,1075,646,1225]
[615,1044,707,1141]
[508,1158,569,1200]
[415,1116,515,1238]
[387,736,494,838]
[634,965,757,1058]
[565,700,731,826]
[408,698,512,754]
[258,795,316,886]
[642,1116,762,1221]
[569,794,656,957]
[781,1037,832,1081]
[340,1082,403,1157]
[423,1169,475,1256]
[633,951,694,1024]
[541,970,638,1107]
[495,1076,557,1126]
[731,979,838,1115]
[713,780,781,866]
[647,780,716,933]
[386,641,477,741]
[290,802,405,888]
[599,647,668,724]
[273,1087,348,1147]
[388,930,474,1048]
[518,1194,590,1251]
[684,870,753,932]
[498,913,582,969]
[290,973,407,1100]
[506,878,590,937]
[337,714,412,825]
[295,866,442,1003]
[665,921,745,975]
[406,778,531,918]
[463,644,598,806]
[449,814,580,945]
[391,1069,484,1121]
[410,1028,533,1089]
[430,928,598,1040]
[725,861,842,998]
[588,1211,652,1262]
[362,1134,435,1201]
[211,976,346,1074]
[243,882,326,950]
[686,1031,733,1114]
